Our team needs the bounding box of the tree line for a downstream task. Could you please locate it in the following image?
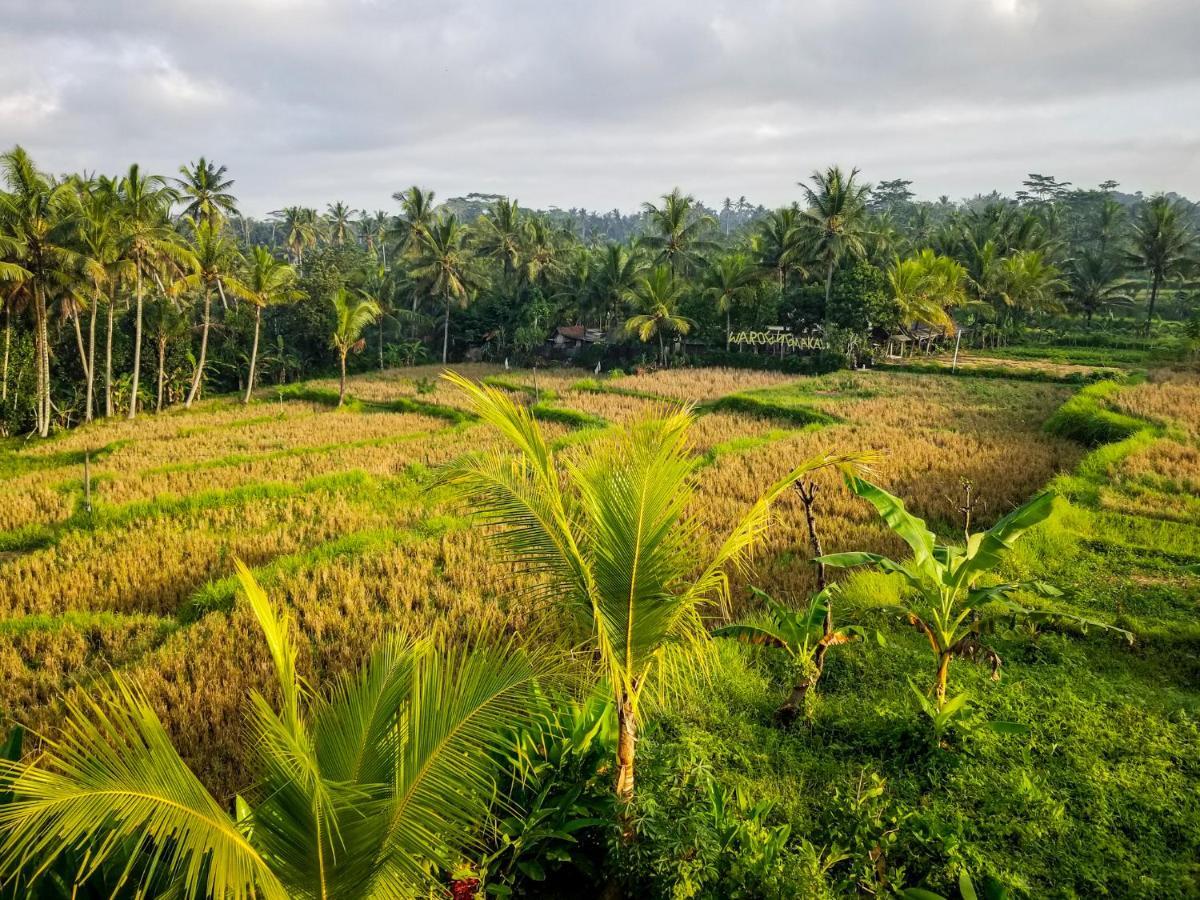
[2,149,1197,436]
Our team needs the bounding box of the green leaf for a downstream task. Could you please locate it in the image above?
[988,721,1032,735]
[901,889,947,900]
[959,869,979,900]
[844,476,937,574]
[517,860,547,881]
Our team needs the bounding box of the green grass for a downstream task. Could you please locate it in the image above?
[709,385,838,427]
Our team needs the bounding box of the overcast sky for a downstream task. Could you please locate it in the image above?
[2,0,1198,216]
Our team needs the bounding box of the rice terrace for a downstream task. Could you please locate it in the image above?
[2,7,1200,891]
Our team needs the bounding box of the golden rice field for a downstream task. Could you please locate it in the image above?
[0,363,1105,795]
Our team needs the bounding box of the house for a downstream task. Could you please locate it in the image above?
[547,325,605,354]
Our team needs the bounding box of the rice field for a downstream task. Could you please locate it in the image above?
[0,364,1097,794]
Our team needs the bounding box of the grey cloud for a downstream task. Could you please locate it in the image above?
[0,0,1198,214]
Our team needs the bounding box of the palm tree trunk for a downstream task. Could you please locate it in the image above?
[72,313,90,393]
[726,309,731,352]
[378,317,384,371]
[338,350,347,407]
[244,305,261,404]
[185,286,213,408]
[128,265,144,420]
[615,695,637,815]
[35,284,50,436]
[442,295,450,364]
[2,304,10,403]
[658,330,665,367]
[104,300,115,418]
[85,297,97,422]
[822,259,835,333]
[1144,272,1161,334]
[156,337,166,413]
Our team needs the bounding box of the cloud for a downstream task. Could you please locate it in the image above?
[0,0,1197,214]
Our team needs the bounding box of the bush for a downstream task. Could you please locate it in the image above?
[1043,381,1151,445]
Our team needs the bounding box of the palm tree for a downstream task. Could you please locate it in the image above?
[330,286,380,405]
[1128,195,1194,332]
[145,291,186,412]
[178,217,246,408]
[116,164,180,419]
[242,247,299,403]
[75,179,131,422]
[756,206,806,292]
[593,243,643,333]
[703,252,757,349]
[441,372,865,814]
[325,202,356,246]
[175,158,238,226]
[1068,251,1132,325]
[476,197,523,280]
[625,265,693,366]
[0,563,547,898]
[412,215,473,364]
[390,187,437,315]
[797,166,873,328]
[998,249,1066,316]
[886,249,969,331]
[275,207,320,265]
[640,188,716,275]
[0,147,79,436]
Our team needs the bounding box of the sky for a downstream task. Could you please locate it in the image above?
[1,0,1199,217]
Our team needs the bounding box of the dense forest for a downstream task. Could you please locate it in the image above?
[1,147,1197,437]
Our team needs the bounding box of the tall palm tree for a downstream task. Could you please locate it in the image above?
[325,202,356,246]
[0,147,79,436]
[274,207,320,265]
[476,197,523,280]
[0,563,547,898]
[593,243,643,333]
[703,252,757,349]
[625,265,693,366]
[242,247,299,403]
[74,180,131,422]
[1128,195,1194,332]
[178,217,245,408]
[797,166,873,328]
[441,372,866,814]
[116,164,180,419]
[389,187,437,315]
[412,215,473,364]
[330,286,380,405]
[640,188,716,275]
[176,158,238,227]
[1068,251,1132,325]
[756,205,806,292]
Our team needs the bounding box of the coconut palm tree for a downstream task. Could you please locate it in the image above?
[997,249,1066,317]
[242,247,299,403]
[325,202,356,246]
[274,207,320,265]
[412,215,473,364]
[175,158,238,227]
[74,179,131,422]
[1128,195,1195,332]
[640,188,716,276]
[797,166,873,328]
[441,372,865,815]
[625,265,692,366]
[1068,251,1133,325]
[178,217,246,408]
[703,252,757,349]
[0,563,547,898]
[476,197,523,281]
[116,164,181,419]
[0,147,79,436]
[756,205,806,292]
[593,243,643,333]
[886,249,969,331]
[389,186,436,261]
[330,286,380,405]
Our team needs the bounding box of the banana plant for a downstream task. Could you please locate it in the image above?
[714,586,860,720]
[818,476,1061,708]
